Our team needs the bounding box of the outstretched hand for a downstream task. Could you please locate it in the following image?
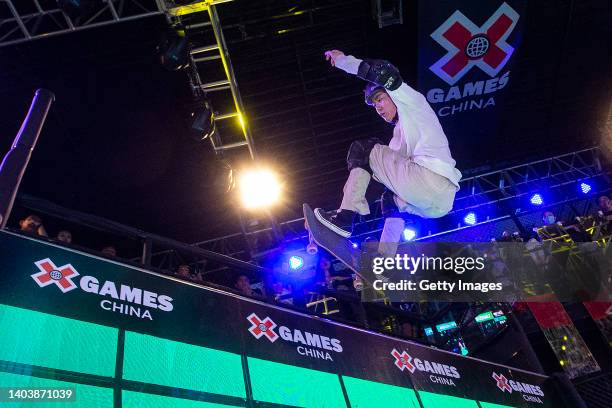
[324,50,345,67]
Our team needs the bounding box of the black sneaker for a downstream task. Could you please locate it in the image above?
[314,208,355,238]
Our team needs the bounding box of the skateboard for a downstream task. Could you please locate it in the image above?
[303,203,361,275]
[304,204,392,297]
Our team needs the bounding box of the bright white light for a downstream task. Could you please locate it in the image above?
[580,182,591,194]
[403,228,416,241]
[289,256,303,270]
[530,193,543,206]
[464,212,477,225]
[239,168,282,209]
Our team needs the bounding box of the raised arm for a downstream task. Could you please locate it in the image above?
[325,50,428,112]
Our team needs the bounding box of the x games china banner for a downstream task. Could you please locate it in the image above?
[0,231,566,407]
[418,1,526,159]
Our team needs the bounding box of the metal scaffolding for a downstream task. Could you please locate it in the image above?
[167,0,256,158]
[187,146,609,258]
[0,0,164,47]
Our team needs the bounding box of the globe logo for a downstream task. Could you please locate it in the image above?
[49,270,63,280]
[465,35,490,59]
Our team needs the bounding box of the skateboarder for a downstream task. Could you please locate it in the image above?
[315,50,461,240]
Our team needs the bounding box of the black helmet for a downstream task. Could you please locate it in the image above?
[364,83,386,106]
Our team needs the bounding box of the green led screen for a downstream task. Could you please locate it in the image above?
[122,390,242,408]
[417,391,479,408]
[480,402,515,408]
[0,372,112,408]
[123,331,245,398]
[342,375,421,408]
[248,357,346,407]
[0,304,117,376]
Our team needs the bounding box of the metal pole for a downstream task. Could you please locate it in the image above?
[0,89,55,229]
[141,237,153,267]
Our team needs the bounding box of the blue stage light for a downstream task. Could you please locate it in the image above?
[288,256,304,270]
[580,182,592,194]
[351,242,359,249]
[530,193,543,205]
[403,228,416,241]
[463,212,477,225]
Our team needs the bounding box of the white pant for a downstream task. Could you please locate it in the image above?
[340,144,457,218]
[371,144,457,218]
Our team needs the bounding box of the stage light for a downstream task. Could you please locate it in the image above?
[288,256,303,270]
[239,168,282,209]
[157,28,190,71]
[403,228,416,241]
[463,212,477,225]
[190,101,215,141]
[530,193,543,205]
[351,241,358,249]
[580,182,592,194]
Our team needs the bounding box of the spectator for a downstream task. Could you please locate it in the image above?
[498,230,513,242]
[56,230,72,244]
[598,195,612,213]
[542,211,557,226]
[271,281,293,305]
[234,274,263,297]
[541,211,589,241]
[176,264,192,280]
[315,256,353,291]
[19,214,47,237]
[101,246,117,257]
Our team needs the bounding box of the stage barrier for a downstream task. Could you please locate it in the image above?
[0,230,570,407]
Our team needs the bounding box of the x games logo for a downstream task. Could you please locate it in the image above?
[247,313,279,342]
[391,348,415,373]
[430,2,519,85]
[493,372,513,393]
[31,258,79,293]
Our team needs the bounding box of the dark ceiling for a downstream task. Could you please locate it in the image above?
[0,0,610,244]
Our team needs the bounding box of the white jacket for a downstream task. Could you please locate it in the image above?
[335,55,462,188]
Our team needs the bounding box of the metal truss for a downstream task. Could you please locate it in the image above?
[167,0,256,159]
[0,0,165,48]
[454,147,604,211]
[189,147,609,255]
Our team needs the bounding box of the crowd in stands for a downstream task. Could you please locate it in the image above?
[493,194,612,244]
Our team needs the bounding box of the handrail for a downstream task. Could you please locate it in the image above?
[15,194,269,275]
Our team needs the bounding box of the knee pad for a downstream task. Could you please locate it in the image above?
[347,137,382,173]
[381,189,400,218]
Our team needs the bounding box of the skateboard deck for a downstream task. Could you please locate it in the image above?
[303,203,360,274]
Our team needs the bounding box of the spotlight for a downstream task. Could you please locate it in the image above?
[157,28,190,71]
[351,242,359,249]
[403,228,416,241]
[464,212,477,225]
[190,101,215,141]
[289,256,303,270]
[580,182,592,194]
[530,193,544,206]
[239,168,282,209]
